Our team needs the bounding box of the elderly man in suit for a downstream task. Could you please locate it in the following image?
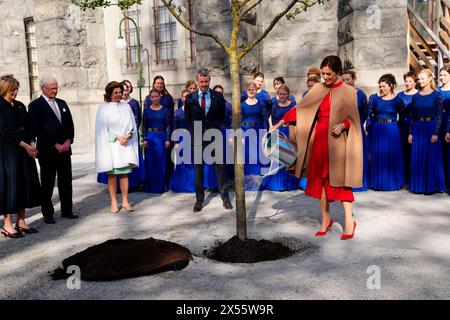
[28,74,77,224]
[185,69,232,212]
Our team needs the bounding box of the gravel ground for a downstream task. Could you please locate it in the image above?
[0,153,449,300]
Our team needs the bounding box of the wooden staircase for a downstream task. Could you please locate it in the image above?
[408,0,450,75]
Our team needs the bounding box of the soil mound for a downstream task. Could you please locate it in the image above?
[205,236,296,263]
[51,238,192,281]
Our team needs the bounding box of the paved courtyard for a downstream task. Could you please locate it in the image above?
[0,153,449,300]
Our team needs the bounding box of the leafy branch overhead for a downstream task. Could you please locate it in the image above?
[71,0,143,10]
[158,0,332,60]
[71,0,334,60]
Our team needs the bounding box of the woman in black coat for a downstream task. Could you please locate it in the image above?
[0,75,40,238]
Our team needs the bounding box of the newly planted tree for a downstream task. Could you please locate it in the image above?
[73,0,331,241]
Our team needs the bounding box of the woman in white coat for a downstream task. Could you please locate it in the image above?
[96,81,139,213]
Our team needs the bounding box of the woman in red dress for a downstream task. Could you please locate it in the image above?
[270,56,363,240]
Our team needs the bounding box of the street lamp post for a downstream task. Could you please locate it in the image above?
[117,14,143,134]
[142,48,151,93]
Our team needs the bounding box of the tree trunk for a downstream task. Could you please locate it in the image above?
[230,53,247,241]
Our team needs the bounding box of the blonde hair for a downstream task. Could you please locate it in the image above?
[247,82,257,90]
[185,80,197,90]
[419,69,437,91]
[0,74,20,97]
[307,67,321,78]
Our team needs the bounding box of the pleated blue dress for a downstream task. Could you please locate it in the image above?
[438,88,450,189]
[169,107,195,192]
[143,106,170,193]
[409,91,445,194]
[260,100,299,191]
[397,91,417,183]
[353,88,369,192]
[97,98,144,189]
[241,99,268,191]
[144,93,175,189]
[366,94,405,191]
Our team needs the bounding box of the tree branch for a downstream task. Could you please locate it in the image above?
[238,0,327,60]
[160,0,230,54]
[238,0,255,10]
[240,0,263,21]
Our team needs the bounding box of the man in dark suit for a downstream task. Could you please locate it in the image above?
[28,74,77,224]
[185,69,232,212]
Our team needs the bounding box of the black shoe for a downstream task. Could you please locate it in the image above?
[193,202,203,212]
[1,228,24,238]
[62,213,78,219]
[223,201,233,210]
[44,217,56,224]
[15,225,39,234]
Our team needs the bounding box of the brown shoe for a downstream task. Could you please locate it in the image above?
[223,201,233,210]
[193,202,203,212]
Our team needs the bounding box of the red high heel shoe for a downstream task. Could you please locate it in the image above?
[315,219,334,236]
[341,221,357,240]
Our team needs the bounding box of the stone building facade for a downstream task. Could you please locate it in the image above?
[0,0,107,153]
[0,0,409,153]
[105,0,409,101]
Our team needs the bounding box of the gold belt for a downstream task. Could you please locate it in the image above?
[147,128,164,132]
[418,117,432,121]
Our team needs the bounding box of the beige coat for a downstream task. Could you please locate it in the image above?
[287,82,363,188]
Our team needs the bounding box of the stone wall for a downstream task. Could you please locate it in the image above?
[337,0,409,95]
[0,0,107,154]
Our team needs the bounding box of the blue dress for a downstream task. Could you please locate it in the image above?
[353,88,369,192]
[97,98,144,189]
[169,107,195,192]
[143,106,171,193]
[367,94,405,191]
[409,91,445,194]
[241,99,268,191]
[241,89,271,117]
[145,93,175,189]
[439,88,450,189]
[260,101,299,191]
[397,91,417,183]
